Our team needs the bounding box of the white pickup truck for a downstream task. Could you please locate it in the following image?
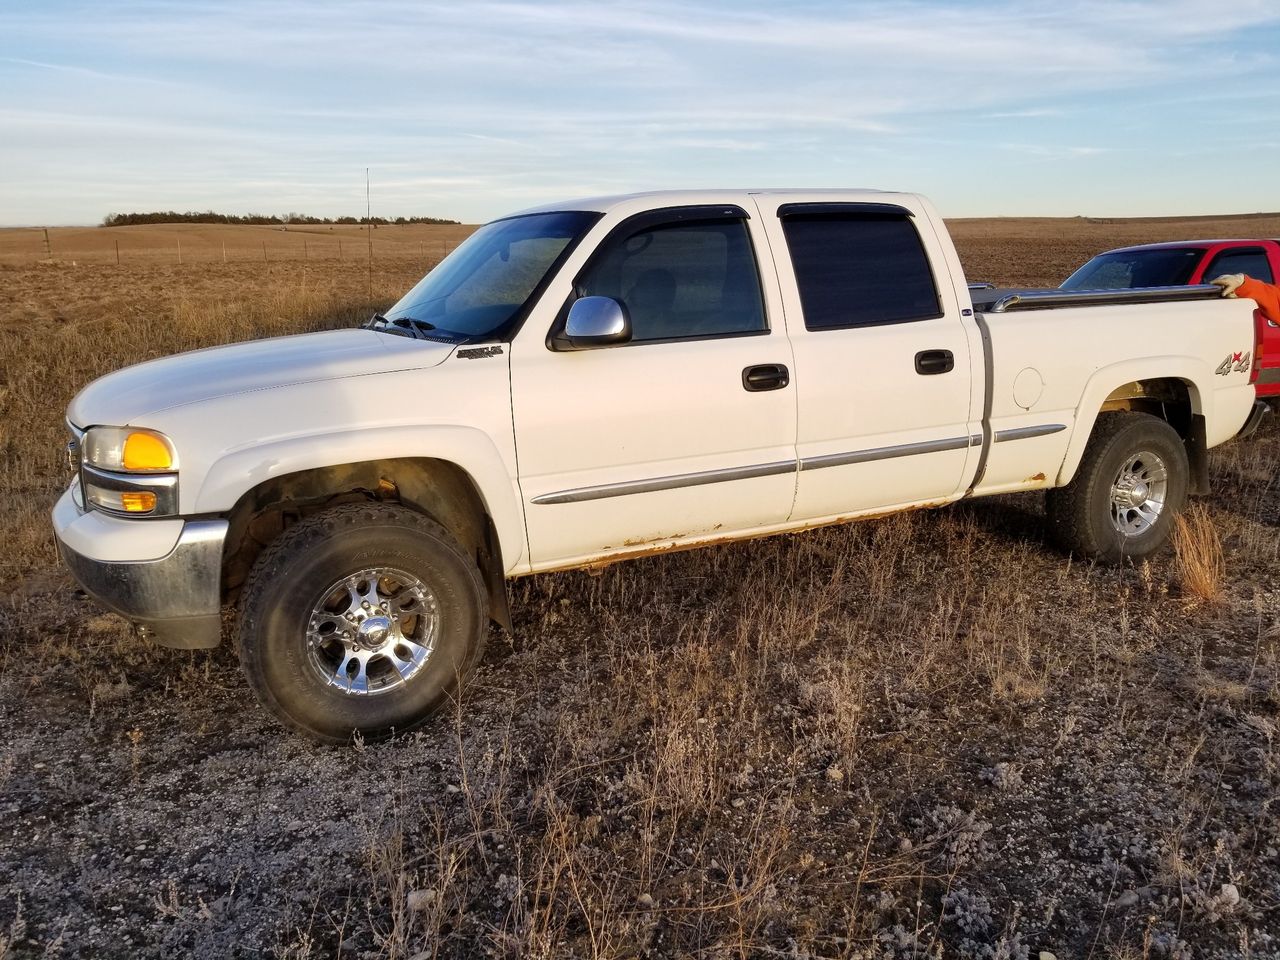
[53,190,1268,741]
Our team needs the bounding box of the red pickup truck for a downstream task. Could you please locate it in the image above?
[1062,239,1280,397]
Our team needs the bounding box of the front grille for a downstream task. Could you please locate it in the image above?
[65,421,83,477]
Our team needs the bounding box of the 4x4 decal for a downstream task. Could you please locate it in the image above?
[1215,351,1250,376]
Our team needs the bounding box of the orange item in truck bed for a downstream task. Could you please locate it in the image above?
[1239,276,1280,325]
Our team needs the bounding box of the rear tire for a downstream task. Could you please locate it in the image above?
[237,502,487,743]
[1045,412,1188,565]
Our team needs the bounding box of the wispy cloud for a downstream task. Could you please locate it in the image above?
[0,1,1278,222]
[0,55,174,85]
[983,108,1065,119]
[997,142,1112,158]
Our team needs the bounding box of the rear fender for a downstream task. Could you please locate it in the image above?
[1055,358,1208,487]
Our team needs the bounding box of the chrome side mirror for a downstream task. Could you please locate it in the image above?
[554,296,632,350]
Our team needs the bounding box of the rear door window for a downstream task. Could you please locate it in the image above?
[780,209,942,330]
[1202,248,1274,283]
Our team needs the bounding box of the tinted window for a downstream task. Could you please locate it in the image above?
[1202,248,1273,283]
[385,211,597,339]
[577,219,766,342]
[1060,248,1202,290]
[781,215,941,330]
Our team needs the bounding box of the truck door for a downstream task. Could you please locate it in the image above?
[509,205,798,569]
[755,197,981,521]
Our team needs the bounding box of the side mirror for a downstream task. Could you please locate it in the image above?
[553,296,632,351]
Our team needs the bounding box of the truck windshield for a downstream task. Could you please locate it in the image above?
[381,210,598,340]
[1061,248,1202,290]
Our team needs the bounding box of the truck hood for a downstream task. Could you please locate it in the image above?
[67,328,455,427]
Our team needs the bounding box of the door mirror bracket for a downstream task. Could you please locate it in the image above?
[552,296,632,351]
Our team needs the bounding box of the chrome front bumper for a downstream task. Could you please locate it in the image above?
[56,516,229,650]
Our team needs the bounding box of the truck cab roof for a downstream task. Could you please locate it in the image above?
[1103,238,1280,254]
[509,188,911,218]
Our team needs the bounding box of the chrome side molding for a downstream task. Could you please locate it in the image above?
[532,425,1068,504]
[531,459,797,504]
[993,423,1066,442]
[798,435,974,471]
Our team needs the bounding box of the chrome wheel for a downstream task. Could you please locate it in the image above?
[1109,450,1168,538]
[305,567,438,696]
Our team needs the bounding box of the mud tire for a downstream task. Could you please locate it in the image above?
[237,502,487,743]
[1045,412,1188,565]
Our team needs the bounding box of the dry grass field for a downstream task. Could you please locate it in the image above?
[2,215,1279,959]
[0,222,477,268]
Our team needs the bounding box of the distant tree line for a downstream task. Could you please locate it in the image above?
[101,211,459,227]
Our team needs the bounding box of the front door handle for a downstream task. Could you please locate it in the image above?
[742,363,790,392]
[915,349,954,375]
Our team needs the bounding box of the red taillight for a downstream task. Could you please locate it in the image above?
[1251,310,1265,384]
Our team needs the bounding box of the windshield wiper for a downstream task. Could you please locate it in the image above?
[368,313,437,339]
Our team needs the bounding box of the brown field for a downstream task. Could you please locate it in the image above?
[1,215,1278,959]
[0,222,478,268]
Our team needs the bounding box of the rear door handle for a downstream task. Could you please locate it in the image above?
[742,363,790,392]
[915,349,954,375]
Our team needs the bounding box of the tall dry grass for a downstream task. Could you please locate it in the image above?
[1172,504,1226,604]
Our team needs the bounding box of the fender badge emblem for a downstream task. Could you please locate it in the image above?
[1215,351,1250,375]
[457,345,503,359]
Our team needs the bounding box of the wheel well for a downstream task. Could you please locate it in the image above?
[1098,378,1208,494]
[221,458,512,631]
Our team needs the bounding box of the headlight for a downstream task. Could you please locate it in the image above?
[82,427,177,473]
[78,426,179,516]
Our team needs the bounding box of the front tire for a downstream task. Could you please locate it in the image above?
[1045,412,1188,565]
[237,503,488,743]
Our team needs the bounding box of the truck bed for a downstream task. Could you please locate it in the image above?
[971,293,1259,498]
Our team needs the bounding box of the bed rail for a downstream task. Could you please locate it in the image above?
[986,284,1223,313]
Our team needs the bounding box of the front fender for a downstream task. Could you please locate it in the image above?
[195,424,527,572]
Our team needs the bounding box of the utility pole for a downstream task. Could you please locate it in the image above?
[366,167,373,299]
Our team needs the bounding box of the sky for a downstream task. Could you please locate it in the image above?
[2,0,1279,225]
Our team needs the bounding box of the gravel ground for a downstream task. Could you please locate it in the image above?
[4,419,1278,958]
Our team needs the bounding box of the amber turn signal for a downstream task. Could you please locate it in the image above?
[122,432,174,471]
[120,491,158,513]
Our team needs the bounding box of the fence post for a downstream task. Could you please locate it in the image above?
[222,242,227,263]
[338,238,343,260]
[262,240,267,262]
[43,228,52,259]
[177,238,182,264]
[115,239,121,265]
